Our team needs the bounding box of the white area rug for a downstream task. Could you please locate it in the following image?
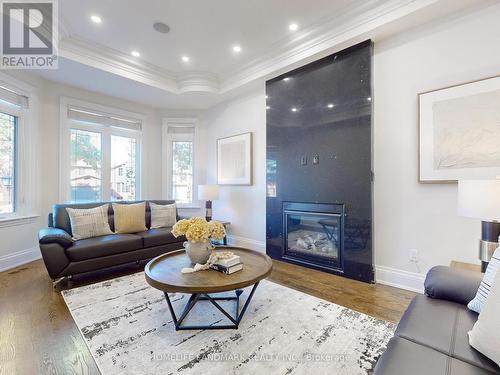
[62,272,395,375]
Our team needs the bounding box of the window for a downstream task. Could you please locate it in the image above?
[0,112,17,214]
[164,122,197,206]
[62,100,142,203]
[172,141,193,204]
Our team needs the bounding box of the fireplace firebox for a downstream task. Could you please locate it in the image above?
[283,202,343,271]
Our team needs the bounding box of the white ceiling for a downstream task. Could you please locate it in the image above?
[59,0,363,75]
[30,0,494,109]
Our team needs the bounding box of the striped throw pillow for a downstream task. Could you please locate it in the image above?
[66,204,113,240]
[468,247,500,313]
[150,202,177,229]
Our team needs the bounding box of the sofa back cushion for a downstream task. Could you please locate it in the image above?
[66,204,114,240]
[53,200,177,234]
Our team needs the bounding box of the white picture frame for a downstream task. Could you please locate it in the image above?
[217,132,252,185]
[419,75,500,183]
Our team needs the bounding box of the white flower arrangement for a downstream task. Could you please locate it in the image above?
[172,217,226,243]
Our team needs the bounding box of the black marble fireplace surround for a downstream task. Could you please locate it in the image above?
[266,40,374,283]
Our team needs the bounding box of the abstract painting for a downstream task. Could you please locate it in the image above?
[217,132,252,185]
[419,75,500,182]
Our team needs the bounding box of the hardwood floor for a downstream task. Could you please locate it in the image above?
[0,259,415,375]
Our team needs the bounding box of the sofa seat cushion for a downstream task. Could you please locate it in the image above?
[374,337,495,375]
[395,295,500,373]
[66,234,143,261]
[135,228,184,248]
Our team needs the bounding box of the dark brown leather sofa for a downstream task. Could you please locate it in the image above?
[38,200,185,280]
[374,266,500,375]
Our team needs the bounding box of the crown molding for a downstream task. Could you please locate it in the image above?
[59,37,221,94]
[58,0,440,97]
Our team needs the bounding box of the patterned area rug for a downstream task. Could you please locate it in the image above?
[62,273,395,375]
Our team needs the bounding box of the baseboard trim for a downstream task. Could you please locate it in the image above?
[0,247,41,273]
[226,235,266,252]
[375,265,425,294]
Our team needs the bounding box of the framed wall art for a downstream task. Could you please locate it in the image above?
[217,132,252,185]
[419,75,500,182]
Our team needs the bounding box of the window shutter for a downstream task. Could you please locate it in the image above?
[67,105,142,131]
[0,85,29,108]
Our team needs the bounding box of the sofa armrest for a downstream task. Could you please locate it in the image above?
[38,227,74,248]
[424,265,483,305]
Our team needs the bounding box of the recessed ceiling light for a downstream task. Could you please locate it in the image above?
[181,55,190,62]
[232,45,242,53]
[90,15,102,24]
[327,103,334,108]
[283,77,290,82]
[289,23,298,31]
[291,107,298,112]
[131,50,140,57]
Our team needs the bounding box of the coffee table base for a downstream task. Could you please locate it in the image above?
[164,281,260,330]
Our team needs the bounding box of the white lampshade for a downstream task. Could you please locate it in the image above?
[458,180,500,222]
[198,184,219,201]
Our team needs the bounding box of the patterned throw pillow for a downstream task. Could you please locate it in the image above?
[112,202,147,234]
[150,202,177,229]
[468,247,500,313]
[468,270,500,367]
[66,204,113,240]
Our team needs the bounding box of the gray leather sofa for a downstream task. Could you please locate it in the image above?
[38,200,185,280]
[374,266,500,375]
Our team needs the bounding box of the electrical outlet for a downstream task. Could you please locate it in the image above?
[409,249,419,263]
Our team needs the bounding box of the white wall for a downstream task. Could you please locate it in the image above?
[0,72,164,271]
[199,87,267,250]
[198,4,500,291]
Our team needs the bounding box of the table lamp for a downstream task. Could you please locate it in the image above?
[458,179,500,272]
[198,185,219,222]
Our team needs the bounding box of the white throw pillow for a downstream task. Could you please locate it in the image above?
[468,247,500,313]
[150,202,177,229]
[66,204,113,240]
[468,270,500,367]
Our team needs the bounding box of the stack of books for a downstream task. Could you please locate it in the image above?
[210,254,243,275]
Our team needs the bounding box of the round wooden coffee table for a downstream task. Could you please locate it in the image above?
[145,247,273,330]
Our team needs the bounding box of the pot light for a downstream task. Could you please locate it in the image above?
[90,15,102,24]
[181,55,190,63]
[289,23,298,31]
[327,103,334,109]
[232,45,242,53]
[291,107,298,112]
[131,50,140,57]
[283,77,290,82]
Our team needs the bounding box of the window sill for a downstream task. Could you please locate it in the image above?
[0,214,40,228]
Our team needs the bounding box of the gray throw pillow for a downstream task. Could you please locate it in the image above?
[66,204,113,240]
[150,202,177,229]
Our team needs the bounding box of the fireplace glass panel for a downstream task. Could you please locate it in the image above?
[285,211,340,262]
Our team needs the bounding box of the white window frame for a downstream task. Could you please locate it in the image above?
[59,97,144,203]
[162,118,199,208]
[0,73,39,225]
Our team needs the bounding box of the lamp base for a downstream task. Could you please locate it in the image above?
[479,220,500,273]
[205,200,212,222]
